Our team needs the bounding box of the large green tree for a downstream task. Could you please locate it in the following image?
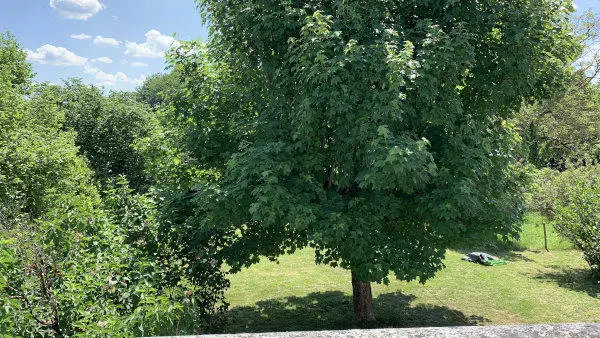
[173,0,580,324]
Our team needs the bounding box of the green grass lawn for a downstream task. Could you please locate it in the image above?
[514,213,573,251]
[222,214,599,333]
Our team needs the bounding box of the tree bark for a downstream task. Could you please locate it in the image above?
[351,269,375,326]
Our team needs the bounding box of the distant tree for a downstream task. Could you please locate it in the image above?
[0,36,93,225]
[136,72,182,109]
[59,80,155,191]
[515,74,600,168]
[0,31,33,91]
[169,0,580,324]
[515,12,600,168]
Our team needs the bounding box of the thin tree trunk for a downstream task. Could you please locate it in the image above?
[351,269,375,326]
[543,222,549,252]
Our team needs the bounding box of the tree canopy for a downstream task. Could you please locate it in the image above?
[514,12,600,169]
[58,80,155,191]
[0,34,229,336]
[160,0,583,323]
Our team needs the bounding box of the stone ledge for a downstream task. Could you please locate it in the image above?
[156,323,600,338]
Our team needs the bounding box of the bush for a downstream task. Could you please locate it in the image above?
[102,178,230,333]
[552,168,600,277]
[0,179,229,337]
[526,167,560,218]
[527,166,600,276]
[527,167,600,218]
[0,33,229,336]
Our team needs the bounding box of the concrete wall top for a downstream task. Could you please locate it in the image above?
[155,323,600,338]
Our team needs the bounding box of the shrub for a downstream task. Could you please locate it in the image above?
[552,168,600,277]
[528,166,600,276]
[0,179,229,337]
[526,167,560,218]
[102,178,230,333]
[527,167,600,218]
[0,33,229,336]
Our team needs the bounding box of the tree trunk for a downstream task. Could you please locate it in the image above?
[351,269,375,326]
[543,222,549,252]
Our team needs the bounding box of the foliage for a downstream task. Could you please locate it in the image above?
[551,166,600,277]
[0,35,229,336]
[135,42,244,297]
[59,80,155,192]
[514,12,600,168]
[172,0,581,294]
[0,38,94,232]
[526,165,600,276]
[527,166,600,218]
[0,0,593,331]
[133,69,234,328]
[515,72,600,168]
[135,71,182,110]
[0,31,32,92]
[526,168,561,218]
[163,40,249,172]
[0,178,229,336]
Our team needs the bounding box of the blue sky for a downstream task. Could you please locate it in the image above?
[0,0,598,91]
[576,0,600,12]
[0,0,207,91]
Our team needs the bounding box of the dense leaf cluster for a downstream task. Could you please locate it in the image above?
[528,166,600,276]
[515,71,600,169]
[513,12,600,169]
[0,33,228,336]
[179,0,580,283]
[56,80,155,192]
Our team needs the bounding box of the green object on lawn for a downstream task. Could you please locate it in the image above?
[462,252,509,266]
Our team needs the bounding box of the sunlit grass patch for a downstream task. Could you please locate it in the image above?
[222,214,598,333]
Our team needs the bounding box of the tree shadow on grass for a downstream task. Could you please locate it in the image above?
[223,291,488,333]
[535,268,600,298]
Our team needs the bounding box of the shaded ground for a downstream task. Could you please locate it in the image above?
[226,291,487,333]
[535,268,600,298]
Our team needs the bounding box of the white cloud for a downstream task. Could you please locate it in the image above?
[83,65,100,75]
[93,35,121,47]
[130,61,148,67]
[121,59,128,65]
[49,0,104,20]
[125,30,179,58]
[84,65,146,86]
[26,44,87,66]
[92,56,113,64]
[71,33,91,40]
